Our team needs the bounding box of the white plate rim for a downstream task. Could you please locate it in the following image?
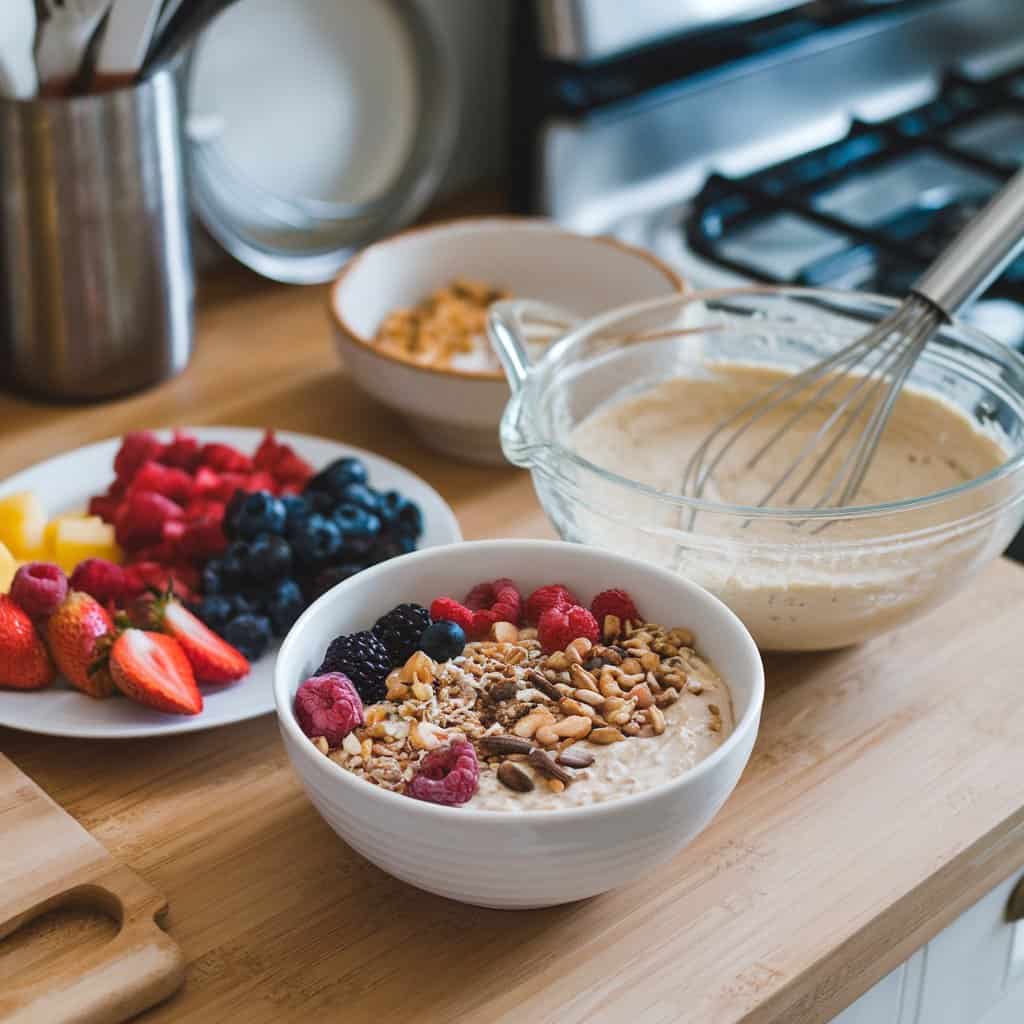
[0,427,461,740]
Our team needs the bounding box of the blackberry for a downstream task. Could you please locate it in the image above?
[317,630,390,704]
[372,603,431,665]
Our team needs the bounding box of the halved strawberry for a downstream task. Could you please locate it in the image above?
[109,629,203,714]
[142,596,248,684]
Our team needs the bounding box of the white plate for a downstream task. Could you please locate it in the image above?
[0,428,461,740]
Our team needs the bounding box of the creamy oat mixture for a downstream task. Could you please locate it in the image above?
[570,365,1014,650]
[313,619,735,811]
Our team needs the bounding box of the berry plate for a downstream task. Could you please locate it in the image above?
[0,428,462,740]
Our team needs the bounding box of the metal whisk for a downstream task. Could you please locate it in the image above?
[681,167,1024,513]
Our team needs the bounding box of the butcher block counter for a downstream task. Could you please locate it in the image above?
[3,264,1024,1024]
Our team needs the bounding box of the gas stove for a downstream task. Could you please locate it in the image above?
[513,0,1024,345]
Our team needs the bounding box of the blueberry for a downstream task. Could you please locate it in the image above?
[221,541,248,583]
[245,533,293,582]
[304,490,335,515]
[223,489,248,540]
[198,595,233,630]
[236,491,286,539]
[369,534,416,563]
[419,620,466,662]
[306,457,368,498]
[281,495,310,533]
[232,591,265,616]
[339,482,382,513]
[378,492,423,538]
[309,563,365,600]
[332,503,380,540]
[290,514,343,566]
[201,560,224,595]
[223,613,273,660]
[265,579,306,636]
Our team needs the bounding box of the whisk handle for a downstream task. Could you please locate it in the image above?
[912,166,1024,318]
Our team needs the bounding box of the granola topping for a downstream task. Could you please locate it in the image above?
[307,613,734,810]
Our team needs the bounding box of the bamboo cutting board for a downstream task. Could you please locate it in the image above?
[0,754,184,1024]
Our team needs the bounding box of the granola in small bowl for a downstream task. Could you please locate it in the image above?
[293,577,735,810]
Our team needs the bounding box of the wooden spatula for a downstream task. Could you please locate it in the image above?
[0,754,184,1024]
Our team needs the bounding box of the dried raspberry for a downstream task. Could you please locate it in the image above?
[430,597,474,634]
[406,738,479,806]
[525,583,577,625]
[591,588,641,625]
[69,559,127,607]
[11,562,69,620]
[113,431,165,483]
[537,603,600,654]
[294,672,364,746]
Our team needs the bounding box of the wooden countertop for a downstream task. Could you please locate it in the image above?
[3,265,1024,1024]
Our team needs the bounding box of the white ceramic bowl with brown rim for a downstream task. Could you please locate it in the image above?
[329,217,684,464]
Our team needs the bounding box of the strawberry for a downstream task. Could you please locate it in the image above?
[0,596,54,690]
[109,629,203,715]
[47,592,115,698]
[154,598,248,684]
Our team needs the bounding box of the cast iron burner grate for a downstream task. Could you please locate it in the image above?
[686,68,1024,309]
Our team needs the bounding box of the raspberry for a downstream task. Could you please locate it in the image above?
[115,491,184,549]
[591,588,641,625]
[128,461,193,504]
[113,431,165,483]
[430,597,474,634]
[158,430,201,471]
[537,603,600,653]
[293,672,364,745]
[464,582,495,611]
[69,558,127,607]
[406,738,479,806]
[470,609,497,638]
[462,578,522,625]
[200,443,253,474]
[11,562,69,620]
[525,583,577,624]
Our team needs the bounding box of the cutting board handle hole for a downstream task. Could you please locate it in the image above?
[0,888,121,985]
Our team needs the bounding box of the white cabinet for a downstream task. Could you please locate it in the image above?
[834,871,1024,1023]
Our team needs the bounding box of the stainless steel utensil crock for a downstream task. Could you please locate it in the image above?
[0,66,193,400]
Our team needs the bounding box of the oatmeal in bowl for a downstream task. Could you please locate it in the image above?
[274,540,762,908]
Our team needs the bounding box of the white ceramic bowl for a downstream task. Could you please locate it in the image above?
[275,539,763,909]
[329,217,684,464]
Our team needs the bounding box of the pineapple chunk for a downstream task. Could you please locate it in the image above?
[44,514,85,560]
[53,518,122,573]
[0,492,47,559]
[0,542,16,592]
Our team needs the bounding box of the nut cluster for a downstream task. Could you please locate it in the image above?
[374,278,511,369]
[312,615,712,800]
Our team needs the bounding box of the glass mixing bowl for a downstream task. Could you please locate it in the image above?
[489,288,1024,651]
